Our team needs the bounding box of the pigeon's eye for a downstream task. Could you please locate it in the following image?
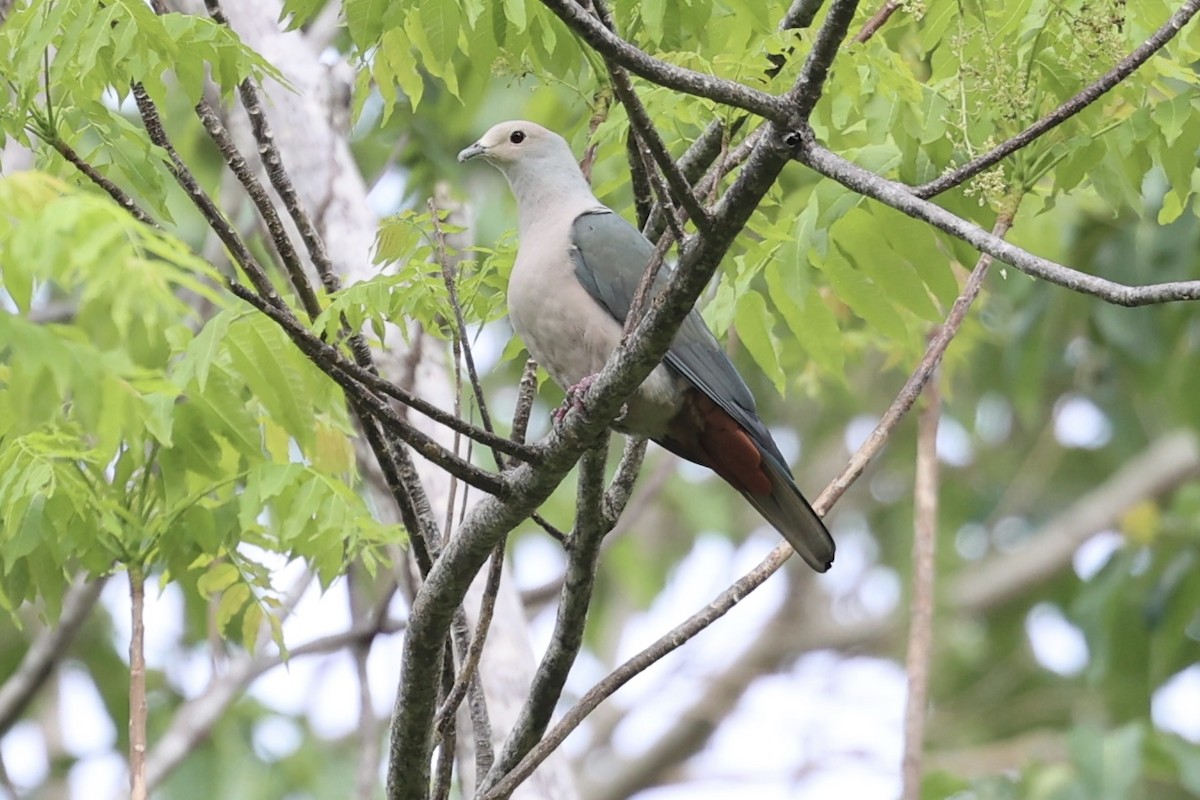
[509,130,526,144]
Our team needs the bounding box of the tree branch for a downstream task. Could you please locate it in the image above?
[130,83,279,304]
[902,373,940,800]
[510,358,540,449]
[914,0,1200,198]
[853,0,901,43]
[481,442,610,793]
[128,569,149,800]
[786,0,861,121]
[47,139,157,226]
[190,97,324,319]
[794,135,1200,306]
[536,0,786,120]
[146,614,407,790]
[951,429,1200,613]
[0,574,106,735]
[435,547,504,737]
[781,0,827,29]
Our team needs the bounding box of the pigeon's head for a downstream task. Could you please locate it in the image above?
[457,120,573,174]
[458,120,595,220]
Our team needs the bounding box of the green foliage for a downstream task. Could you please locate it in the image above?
[0,0,282,220]
[2,0,1200,796]
[924,723,1200,800]
[0,173,396,644]
[314,208,513,344]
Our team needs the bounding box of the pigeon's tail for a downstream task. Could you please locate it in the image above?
[742,454,835,572]
[654,390,835,572]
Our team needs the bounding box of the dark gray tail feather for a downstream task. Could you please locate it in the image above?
[742,457,834,572]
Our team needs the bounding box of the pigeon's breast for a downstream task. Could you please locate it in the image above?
[507,230,683,437]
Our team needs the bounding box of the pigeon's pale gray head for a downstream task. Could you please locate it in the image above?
[456,120,566,167]
[457,121,596,232]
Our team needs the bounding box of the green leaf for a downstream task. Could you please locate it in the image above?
[813,247,909,342]
[176,311,234,393]
[216,581,251,632]
[765,260,845,378]
[345,0,388,46]
[419,0,461,67]
[139,393,176,447]
[405,6,460,97]
[224,316,313,447]
[641,0,665,44]
[733,291,784,394]
[378,27,425,112]
[502,0,527,33]
[280,0,327,30]
[197,562,240,597]
[240,600,264,651]
[835,208,942,323]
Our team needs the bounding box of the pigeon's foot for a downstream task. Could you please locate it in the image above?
[552,374,597,431]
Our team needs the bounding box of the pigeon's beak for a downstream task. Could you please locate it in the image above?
[457,142,487,163]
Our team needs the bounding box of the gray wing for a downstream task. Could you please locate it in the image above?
[569,210,788,467]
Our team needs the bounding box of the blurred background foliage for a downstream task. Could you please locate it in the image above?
[0,0,1198,797]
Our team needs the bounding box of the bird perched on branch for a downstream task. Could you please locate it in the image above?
[458,121,834,572]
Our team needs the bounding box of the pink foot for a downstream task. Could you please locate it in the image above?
[552,375,598,430]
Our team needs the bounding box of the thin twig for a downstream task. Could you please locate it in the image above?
[902,368,940,800]
[627,128,654,231]
[579,90,613,182]
[47,139,157,225]
[434,546,504,735]
[600,436,648,527]
[511,358,540,447]
[430,198,501,455]
[624,228,679,337]
[432,646,458,800]
[130,83,279,305]
[853,0,901,43]
[348,568,383,800]
[914,0,1200,198]
[128,569,148,800]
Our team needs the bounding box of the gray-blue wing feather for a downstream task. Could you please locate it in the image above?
[569,210,786,467]
[569,209,834,572]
